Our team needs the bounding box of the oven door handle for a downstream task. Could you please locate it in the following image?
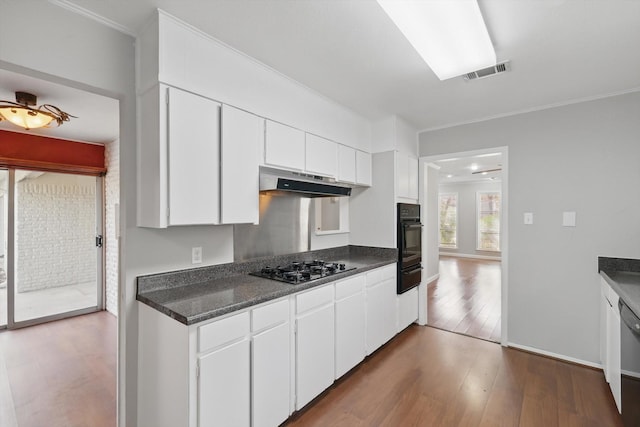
[402,223,423,229]
[403,265,423,275]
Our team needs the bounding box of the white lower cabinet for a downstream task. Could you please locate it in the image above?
[335,275,366,379]
[365,265,397,355]
[138,263,403,427]
[397,286,419,332]
[198,338,251,427]
[197,311,251,427]
[600,278,621,414]
[251,300,291,427]
[295,286,335,410]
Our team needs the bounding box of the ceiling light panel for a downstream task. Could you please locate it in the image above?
[377,0,496,80]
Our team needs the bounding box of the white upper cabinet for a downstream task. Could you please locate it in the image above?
[264,120,305,171]
[396,152,419,200]
[305,134,338,178]
[138,84,221,228]
[221,105,263,225]
[356,150,372,186]
[408,156,419,200]
[168,87,221,226]
[337,145,356,184]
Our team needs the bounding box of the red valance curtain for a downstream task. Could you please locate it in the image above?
[0,129,106,176]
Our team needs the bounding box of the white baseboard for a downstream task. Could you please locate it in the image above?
[424,273,439,285]
[507,342,602,370]
[439,252,502,261]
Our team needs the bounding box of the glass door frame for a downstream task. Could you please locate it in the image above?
[3,168,105,330]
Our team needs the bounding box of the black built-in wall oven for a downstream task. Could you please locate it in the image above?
[397,203,422,294]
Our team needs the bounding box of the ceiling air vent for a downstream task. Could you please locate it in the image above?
[463,61,511,81]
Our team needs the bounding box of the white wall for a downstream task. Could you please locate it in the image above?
[419,92,640,364]
[438,180,502,258]
[349,151,396,248]
[423,165,440,281]
[15,173,96,292]
[105,140,119,315]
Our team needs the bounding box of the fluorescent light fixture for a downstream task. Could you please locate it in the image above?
[470,163,479,171]
[446,174,453,178]
[377,0,496,80]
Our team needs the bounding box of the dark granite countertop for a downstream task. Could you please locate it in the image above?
[137,246,397,325]
[599,257,640,318]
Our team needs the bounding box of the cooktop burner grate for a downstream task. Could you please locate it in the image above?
[250,260,355,284]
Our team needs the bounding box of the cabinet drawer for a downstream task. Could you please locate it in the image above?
[382,264,396,281]
[335,275,365,300]
[296,285,334,314]
[199,311,250,353]
[366,269,383,288]
[252,299,289,332]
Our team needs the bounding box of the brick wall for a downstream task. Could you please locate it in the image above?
[16,172,96,293]
[105,140,119,316]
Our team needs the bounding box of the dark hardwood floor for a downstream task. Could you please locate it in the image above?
[428,256,502,342]
[285,325,622,426]
[0,311,116,427]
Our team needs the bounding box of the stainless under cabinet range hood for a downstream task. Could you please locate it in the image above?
[259,167,351,197]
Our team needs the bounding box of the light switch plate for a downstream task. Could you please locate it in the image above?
[192,247,203,264]
[524,212,533,225]
[562,212,576,227]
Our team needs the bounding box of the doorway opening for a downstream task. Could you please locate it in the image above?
[0,169,103,328]
[420,147,508,344]
[0,66,119,426]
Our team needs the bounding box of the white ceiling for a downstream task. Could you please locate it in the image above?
[2,0,640,143]
[433,153,502,184]
[0,69,119,144]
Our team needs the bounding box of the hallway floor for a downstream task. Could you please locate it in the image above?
[428,256,501,342]
[0,311,116,427]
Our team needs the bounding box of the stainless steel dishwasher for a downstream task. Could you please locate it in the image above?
[619,299,640,426]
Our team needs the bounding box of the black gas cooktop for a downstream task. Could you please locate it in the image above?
[250,260,355,285]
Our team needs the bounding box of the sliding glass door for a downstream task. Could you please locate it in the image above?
[1,169,103,329]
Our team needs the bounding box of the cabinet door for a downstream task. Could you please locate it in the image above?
[366,279,397,355]
[408,156,419,199]
[337,145,356,184]
[335,291,365,379]
[265,120,305,171]
[221,105,262,224]
[198,339,250,427]
[600,284,609,382]
[396,152,410,199]
[356,150,372,186]
[252,322,290,427]
[167,86,221,225]
[609,303,622,413]
[296,304,335,410]
[397,286,418,332]
[366,281,387,355]
[305,133,338,178]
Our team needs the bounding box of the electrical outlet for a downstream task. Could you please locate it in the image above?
[192,247,202,264]
[524,212,533,225]
[562,212,576,227]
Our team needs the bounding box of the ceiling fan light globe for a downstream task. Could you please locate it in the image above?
[0,106,55,130]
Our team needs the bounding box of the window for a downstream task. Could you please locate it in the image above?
[439,193,457,248]
[477,191,501,251]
